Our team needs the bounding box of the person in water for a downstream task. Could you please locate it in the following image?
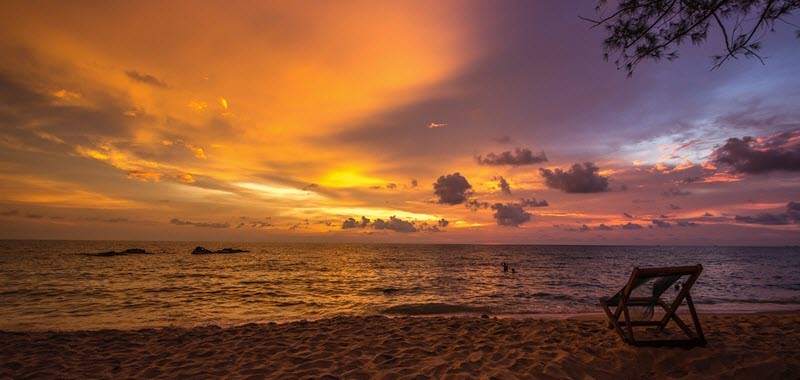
[511,267,516,274]
[502,262,509,272]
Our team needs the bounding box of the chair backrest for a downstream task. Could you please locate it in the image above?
[622,264,703,299]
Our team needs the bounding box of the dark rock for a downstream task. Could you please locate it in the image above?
[192,246,249,254]
[191,246,213,254]
[86,248,149,257]
[121,248,147,254]
[216,248,249,253]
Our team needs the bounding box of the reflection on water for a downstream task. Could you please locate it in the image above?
[0,240,798,330]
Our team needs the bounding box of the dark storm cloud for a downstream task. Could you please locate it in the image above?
[491,202,531,227]
[125,70,167,88]
[734,202,800,225]
[539,162,609,193]
[652,219,671,228]
[372,216,417,233]
[433,172,473,205]
[621,222,643,230]
[519,198,548,207]
[712,131,800,174]
[476,148,547,166]
[494,176,511,194]
[170,218,230,228]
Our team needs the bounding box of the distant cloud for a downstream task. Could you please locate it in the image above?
[373,216,417,233]
[676,221,698,227]
[540,162,609,193]
[125,70,167,88]
[661,188,691,197]
[176,173,195,183]
[652,219,671,228]
[476,148,547,166]
[340,215,432,233]
[410,179,418,188]
[170,218,229,228]
[465,199,490,211]
[494,176,511,195]
[621,222,643,230]
[734,202,800,225]
[0,209,19,216]
[494,136,512,144]
[236,220,272,229]
[433,172,473,205]
[128,170,163,182]
[519,198,548,207]
[342,216,370,229]
[712,131,800,174]
[623,212,633,219]
[669,203,681,210]
[491,202,531,227]
[596,223,614,231]
[437,218,449,227]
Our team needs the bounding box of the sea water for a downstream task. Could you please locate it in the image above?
[1,240,798,330]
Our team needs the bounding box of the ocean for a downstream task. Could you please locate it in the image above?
[1,240,798,331]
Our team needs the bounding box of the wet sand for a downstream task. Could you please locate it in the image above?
[2,313,798,379]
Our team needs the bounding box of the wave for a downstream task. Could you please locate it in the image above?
[382,303,490,316]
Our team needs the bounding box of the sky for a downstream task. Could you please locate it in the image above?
[0,1,798,245]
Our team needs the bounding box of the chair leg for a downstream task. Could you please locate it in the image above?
[601,301,627,342]
[686,294,705,343]
[621,303,635,343]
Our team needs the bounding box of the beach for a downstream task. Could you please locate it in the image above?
[2,313,798,379]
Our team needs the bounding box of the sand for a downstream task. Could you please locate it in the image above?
[2,313,798,379]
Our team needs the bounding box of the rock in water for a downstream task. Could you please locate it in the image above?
[191,246,249,254]
[192,246,213,254]
[121,248,148,254]
[217,248,249,253]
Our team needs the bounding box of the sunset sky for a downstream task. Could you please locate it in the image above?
[1,1,798,244]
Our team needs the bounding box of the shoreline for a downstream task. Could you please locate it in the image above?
[4,307,800,333]
[2,313,798,378]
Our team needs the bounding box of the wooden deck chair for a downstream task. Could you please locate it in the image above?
[600,264,706,347]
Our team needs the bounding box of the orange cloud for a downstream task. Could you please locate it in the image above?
[127,171,163,182]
